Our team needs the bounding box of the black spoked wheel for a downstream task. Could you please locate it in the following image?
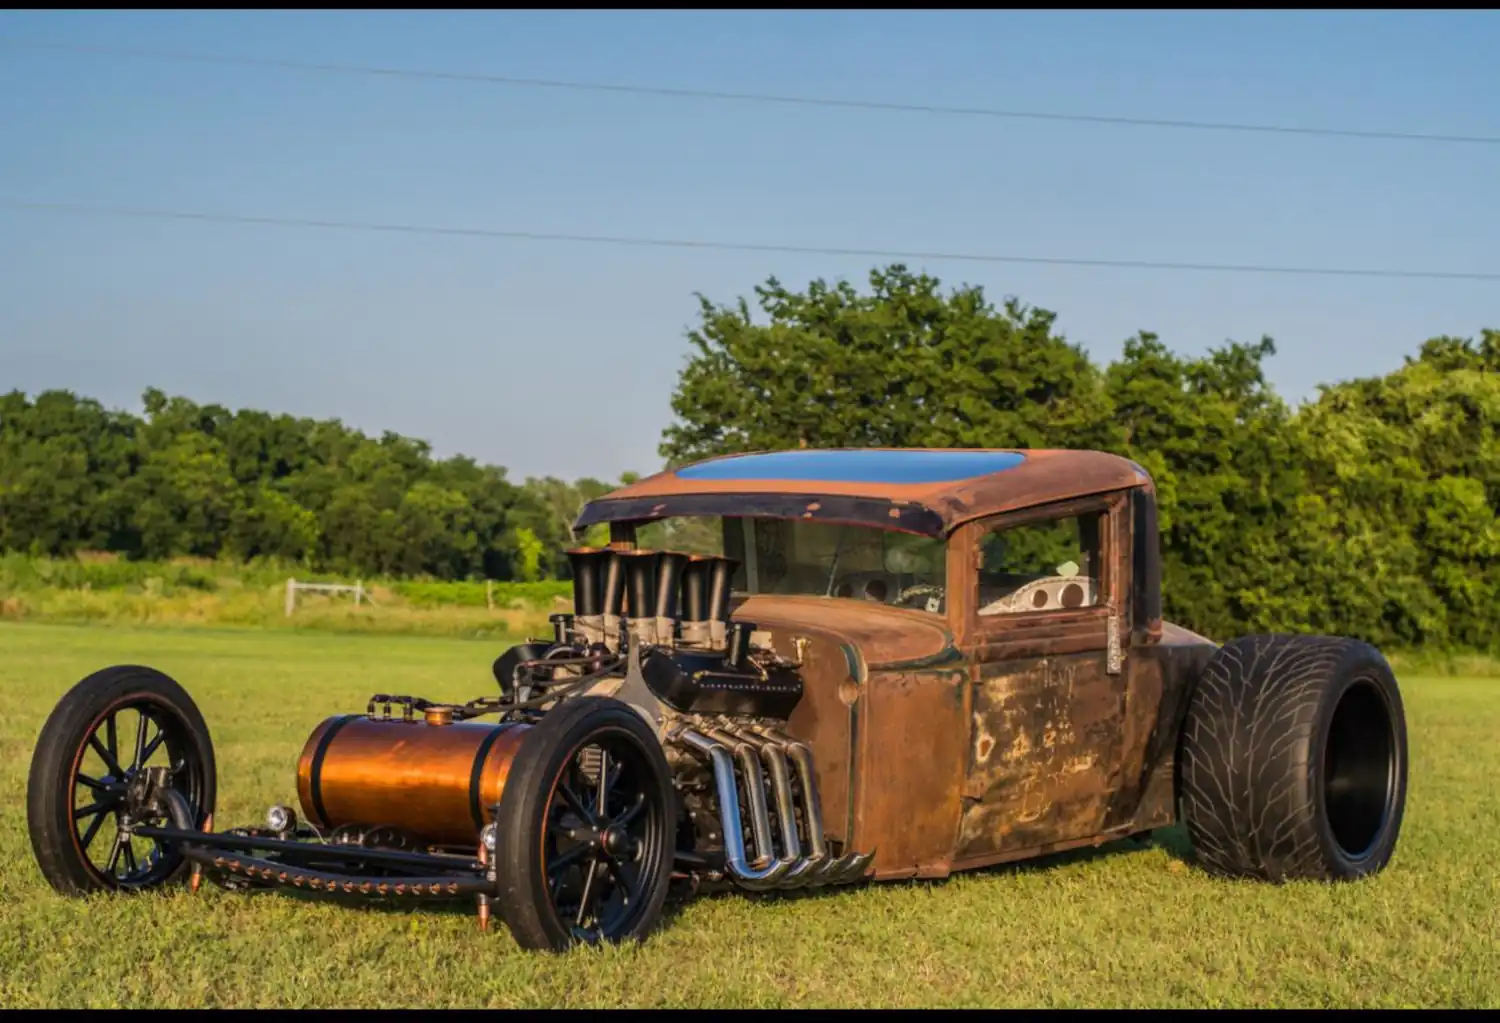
[492,697,675,952]
[28,665,217,895]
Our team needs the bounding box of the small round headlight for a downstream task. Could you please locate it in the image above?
[480,822,498,852]
[266,805,296,833]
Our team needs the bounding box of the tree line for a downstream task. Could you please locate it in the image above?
[0,387,619,584]
[4,263,1496,648]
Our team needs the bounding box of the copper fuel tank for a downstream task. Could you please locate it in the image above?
[295,713,532,847]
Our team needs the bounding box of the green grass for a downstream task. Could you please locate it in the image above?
[0,622,1495,1008]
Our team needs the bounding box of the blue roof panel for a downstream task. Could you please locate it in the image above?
[675,449,1027,485]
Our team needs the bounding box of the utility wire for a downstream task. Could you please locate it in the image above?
[3,37,1499,148]
[5,199,1497,281]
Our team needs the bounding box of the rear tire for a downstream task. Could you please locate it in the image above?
[1178,634,1407,881]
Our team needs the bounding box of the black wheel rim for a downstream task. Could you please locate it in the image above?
[68,695,207,889]
[541,729,668,944]
[1323,678,1399,861]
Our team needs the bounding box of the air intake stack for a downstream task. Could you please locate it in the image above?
[652,552,690,646]
[679,554,739,650]
[563,547,611,646]
[619,550,662,647]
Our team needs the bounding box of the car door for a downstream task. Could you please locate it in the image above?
[947,491,1133,867]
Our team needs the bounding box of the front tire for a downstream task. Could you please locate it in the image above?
[490,697,675,952]
[1178,634,1407,882]
[27,665,217,895]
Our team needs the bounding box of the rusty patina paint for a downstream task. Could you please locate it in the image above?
[721,474,1217,880]
[853,667,969,880]
[954,654,1127,862]
[734,595,958,669]
[735,598,964,856]
[591,450,1221,884]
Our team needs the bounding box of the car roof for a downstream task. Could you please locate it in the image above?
[574,448,1152,538]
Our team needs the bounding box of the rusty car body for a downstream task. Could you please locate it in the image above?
[27,448,1410,951]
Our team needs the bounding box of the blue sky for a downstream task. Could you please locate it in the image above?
[2,10,1497,481]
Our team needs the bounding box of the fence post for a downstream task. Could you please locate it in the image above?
[486,579,494,610]
[355,580,363,607]
[285,578,296,617]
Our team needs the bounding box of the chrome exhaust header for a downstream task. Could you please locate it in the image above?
[672,723,872,891]
[673,729,791,891]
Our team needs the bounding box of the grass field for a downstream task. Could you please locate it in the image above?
[0,552,568,640]
[1,622,1496,1008]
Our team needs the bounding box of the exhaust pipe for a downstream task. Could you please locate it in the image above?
[676,722,873,890]
[703,728,781,872]
[673,729,792,891]
[756,725,874,883]
[724,726,822,887]
[754,727,830,867]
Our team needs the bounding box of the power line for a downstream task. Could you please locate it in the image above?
[4,37,1500,148]
[5,198,1497,281]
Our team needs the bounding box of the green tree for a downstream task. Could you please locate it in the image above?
[1105,332,1302,639]
[660,265,1119,463]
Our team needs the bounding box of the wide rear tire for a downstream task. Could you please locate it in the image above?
[1178,634,1407,882]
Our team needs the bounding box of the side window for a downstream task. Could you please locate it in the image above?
[977,511,1103,617]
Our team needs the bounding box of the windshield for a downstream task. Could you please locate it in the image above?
[634,516,948,614]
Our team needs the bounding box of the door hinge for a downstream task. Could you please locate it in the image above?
[1106,612,1124,675]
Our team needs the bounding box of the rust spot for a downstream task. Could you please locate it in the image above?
[976,734,995,760]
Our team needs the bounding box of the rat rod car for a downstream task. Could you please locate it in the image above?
[27,449,1408,952]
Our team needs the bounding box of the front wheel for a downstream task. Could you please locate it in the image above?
[27,665,217,895]
[490,697,676,952]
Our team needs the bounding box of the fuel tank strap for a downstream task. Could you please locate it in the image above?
[468,725,511,833]
[308,714,359,826]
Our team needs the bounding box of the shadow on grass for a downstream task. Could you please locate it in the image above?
[194,826,1202,932]
[695,824,1201,913]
